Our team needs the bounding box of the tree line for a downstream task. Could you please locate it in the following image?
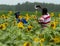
[0,2,60,12]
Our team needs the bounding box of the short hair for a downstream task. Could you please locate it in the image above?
[42,8,48,15]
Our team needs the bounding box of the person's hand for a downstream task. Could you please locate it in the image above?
[35,5,42,9]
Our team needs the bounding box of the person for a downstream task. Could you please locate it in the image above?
[15,12,27,24]
[38,8,51,29]
[15,12,20,23]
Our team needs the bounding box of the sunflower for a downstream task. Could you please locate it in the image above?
[33,38,39,42]
[25,13,30,21]
[19,15,23,19]
[1,14,6,19]
[27,25,33,31]
[23,42,31,46]
[58,14,60,17]
[5,16,9,19]
[39,38,44,46]
[8,11,13,14]
[40,38,45,43]
[50,12,54,17]
[17,22,24,29]
[3,23,8,26]
[52,36,60,43]
[40,43,43,46]
[51,22,56,30]
[34,15,37,19]
[55,20,59,24]
[0,24,6,30]
[32,15,37,19]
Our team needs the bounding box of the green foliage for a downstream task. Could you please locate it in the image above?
[0,2,60,12]
[0,11,60,46]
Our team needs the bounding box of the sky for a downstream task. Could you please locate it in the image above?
[0,0,60,5]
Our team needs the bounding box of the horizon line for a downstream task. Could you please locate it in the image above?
[0,2,60,5]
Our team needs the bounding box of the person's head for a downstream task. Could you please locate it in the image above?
[42,8,48,15]
[15,12,20,18]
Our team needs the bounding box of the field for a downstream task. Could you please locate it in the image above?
[0,11,60,46]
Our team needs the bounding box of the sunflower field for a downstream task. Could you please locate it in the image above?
[0,11,60,46]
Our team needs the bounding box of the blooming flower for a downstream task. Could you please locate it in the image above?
[52,36,60,43]
[40,38,45,43]
[1,14,6,19]
[25,13,30,21]
[51,21,56,30]
[17,22,24,29]
[8,11,13,15]
[19,15,23,19]
[50,12,54,17]
[23,42,31,46]
[33,38,39,42]
[27,25,33,31]
[0,24,6,30]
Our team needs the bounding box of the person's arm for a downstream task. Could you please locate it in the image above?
[38,17,44,24]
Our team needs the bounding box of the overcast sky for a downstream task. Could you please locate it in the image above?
[0,0,60,5]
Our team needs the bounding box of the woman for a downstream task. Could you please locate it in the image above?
[38,8,51,29]
[15,12,27,24]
